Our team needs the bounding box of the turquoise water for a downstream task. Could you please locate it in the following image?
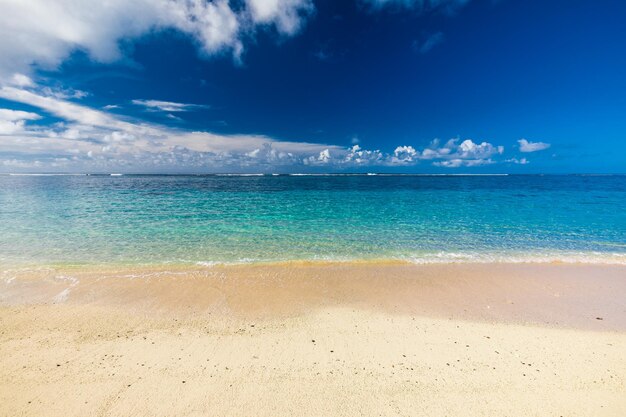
[0,174,625,266]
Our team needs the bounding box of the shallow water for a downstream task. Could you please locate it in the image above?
[0,174,624,266]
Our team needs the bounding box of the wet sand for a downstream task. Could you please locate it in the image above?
[1,263,625,416]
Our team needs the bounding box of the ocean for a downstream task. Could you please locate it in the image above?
[1,174,624,267]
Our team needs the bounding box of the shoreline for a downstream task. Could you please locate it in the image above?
[3,262,625,330]
[3,252,626,271]
[2,263,625,416]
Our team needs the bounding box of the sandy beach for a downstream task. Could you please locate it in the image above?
[1,263,625,416]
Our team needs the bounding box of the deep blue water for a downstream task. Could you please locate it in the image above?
[0,174,624,266]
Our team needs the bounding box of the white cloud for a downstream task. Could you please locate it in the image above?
[506,157,529,165]
[304,148,332,165]
[0,0,316,78]
[0,85,127,128]
[456,138,503,159]
[343,145,384,164]
[433,158,494,168]
[518,138,550,153]
[9,73,35,88]
[39,86,89,100]
[0,108,42,135]
[132,99,208,112]
[413,138,502,165]
[318,138,504,169]
[0,82,512,172]
[179,0,243,59]
[0,82,343,171]
[246,0,315,36]
[418,138,502,168]
[0,109,41,122]
[391,145,418,164]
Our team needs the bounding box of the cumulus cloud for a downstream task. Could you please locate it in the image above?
[456,138,504,159]
[518,138,550,153]
[343,145,384,165]
[419,138,501,168]
[0,0,315,78]
[304,138,505,169]
[304,148,332,165]
[416,138,502,161]
[132,99,208,112]
[506,157,529,165]
[391,145,419,164]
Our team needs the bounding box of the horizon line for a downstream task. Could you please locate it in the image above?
[1,172,624,177]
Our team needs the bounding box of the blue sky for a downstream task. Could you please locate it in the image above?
[0,0,624,173]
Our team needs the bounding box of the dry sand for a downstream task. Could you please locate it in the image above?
[1,263,625,416]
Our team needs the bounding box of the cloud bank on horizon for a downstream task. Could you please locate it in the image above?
[0,0,553,173]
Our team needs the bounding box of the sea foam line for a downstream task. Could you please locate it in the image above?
[192,252,626,266]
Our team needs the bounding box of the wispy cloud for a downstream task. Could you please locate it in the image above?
[506,157,530,165]
[313,49,332,61]
[0,109,42,122]
[361,0,471,14]
[413,32,444,54]
[0,81,341,171]
[518,138,551,152]
[433,158,494,168]
[132,100,208,112]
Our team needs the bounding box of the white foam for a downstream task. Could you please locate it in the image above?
[215,173,264,176]
[401,251,626,265]
[53,275,80,286]
[174,252,626,267]
[195,258,258,267]
[196,261,221,267]
[188,251,626,266]
[52,288,71,303]
[7,173,86,176]
[284,173,510,177]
